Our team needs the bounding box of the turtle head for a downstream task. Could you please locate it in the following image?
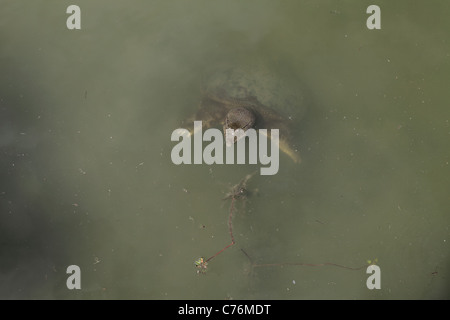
[223,107,256,146]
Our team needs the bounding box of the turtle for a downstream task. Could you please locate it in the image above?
[186,62,307,163]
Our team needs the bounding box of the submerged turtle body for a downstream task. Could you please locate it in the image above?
[190,63,307,163]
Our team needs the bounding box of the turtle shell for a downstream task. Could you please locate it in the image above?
[201,62,307,124]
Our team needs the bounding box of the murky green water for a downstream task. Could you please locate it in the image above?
[1,0,449,299]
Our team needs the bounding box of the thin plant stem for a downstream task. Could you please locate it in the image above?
[206,193,237,262]
[241,249,370,271]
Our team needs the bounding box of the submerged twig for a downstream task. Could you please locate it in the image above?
[206,171,257,263]
[240,248,372,273]
[195,171,371,275]
[195,172,257,272]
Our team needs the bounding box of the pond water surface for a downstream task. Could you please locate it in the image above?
[0,0,449,299]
